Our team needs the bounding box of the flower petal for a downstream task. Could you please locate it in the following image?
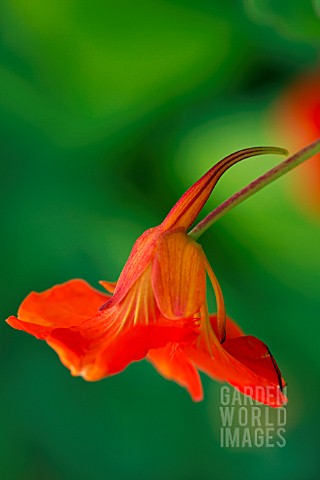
[152,230,206,319]
[210,314,243,340]
[147,344,203,401]
[99,280,117,294]
[70,321,197,381]
[103,226,161,308]
[161,147,287,231]
[46,328,90,376]
[185,334,286,407]
[223,335,285,392]
[7,274,196,381]
[6,279,110,336]
[145,316,242,401]
[6,279,112,375]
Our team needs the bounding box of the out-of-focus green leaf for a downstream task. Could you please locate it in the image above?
[313,0,320,16]
[0,0,231,146]
[244,0,320,42]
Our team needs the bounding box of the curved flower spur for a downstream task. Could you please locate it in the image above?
[7,139,320,406]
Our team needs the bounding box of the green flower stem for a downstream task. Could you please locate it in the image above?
[189,138,320,240]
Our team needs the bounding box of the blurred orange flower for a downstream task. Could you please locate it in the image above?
[274,69,320,216]
[7,148,286,406]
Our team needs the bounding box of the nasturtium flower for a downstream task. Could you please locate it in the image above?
[7,147,288,407]
[273,69,320,216]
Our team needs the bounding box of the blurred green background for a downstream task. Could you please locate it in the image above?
[1,1,320,479]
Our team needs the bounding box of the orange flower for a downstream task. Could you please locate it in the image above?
[273,69,320,216]
[7,147,286,406]
[148,315,284,406]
